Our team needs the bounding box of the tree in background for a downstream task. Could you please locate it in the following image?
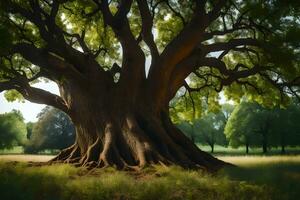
[177,121,196,143]
[25,107,75,153]
[0,110,26,149]
[225,101,300,154]
[26,122,34,139]
[271,102,300,153]
[176,104,233,153]
[0,0,300,170]
[195,112,228,153]
[225,102,262,153]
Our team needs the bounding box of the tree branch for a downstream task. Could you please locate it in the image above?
[0,75,69,113]
[137,0,159,61]
[202,38,260,54]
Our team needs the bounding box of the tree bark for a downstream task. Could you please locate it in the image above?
[281,135,286,154]
[210,144,214,153]
[49,76,230,172]
[261,131,268,154]
[281,145,285,154]
[262,140,268,154]
[246,143,249,154]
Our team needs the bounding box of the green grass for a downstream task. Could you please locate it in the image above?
[0,156,299,200]
[0,146,59,155]
[2,145,300,156]
[220,155,300,200]
[0,146,24,154]
[198,145,300,155]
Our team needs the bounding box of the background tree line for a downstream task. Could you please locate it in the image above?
[1,100,300,154]
[0,107,75,154]
[173,96,300,154]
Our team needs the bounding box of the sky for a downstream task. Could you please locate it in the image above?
[0,81,59,122]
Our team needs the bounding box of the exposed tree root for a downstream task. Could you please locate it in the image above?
[49,113,233,172]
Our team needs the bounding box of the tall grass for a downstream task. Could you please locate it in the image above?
[0,156,299,200]
[0,162,273,200]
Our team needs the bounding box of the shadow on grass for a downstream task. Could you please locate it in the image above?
[221,162,300,200]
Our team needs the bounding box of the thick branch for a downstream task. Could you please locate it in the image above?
[18,85,69,114]
[97,0,146,95]
[11,43,80,79]
[202,38,260,54]
[0,76,69,113]
[137,0,159,61]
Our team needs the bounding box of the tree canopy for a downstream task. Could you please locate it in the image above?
[0,0,299,108]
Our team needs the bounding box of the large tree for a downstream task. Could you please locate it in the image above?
[0,0,300,170]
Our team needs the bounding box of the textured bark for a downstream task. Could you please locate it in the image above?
[281,135,286,154]
[49,76,230,171]
[281,145,285,154]
[210,144,214,153]
[262,133,268,154]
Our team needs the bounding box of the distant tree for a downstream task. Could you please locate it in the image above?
[177,104,233,152]
[225,101,300,154]
[25,107,75,153]
[0,110,26,149]
[271,102,300,153]
[225,102,262,154]
[195,112,228,153]
[26,122,34,139]
[177,121,196,143]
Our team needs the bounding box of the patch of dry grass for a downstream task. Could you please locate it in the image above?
[0,154,54,162]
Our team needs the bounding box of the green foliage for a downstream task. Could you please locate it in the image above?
[25,107,75,153]
[0,25,12,51]
[0,110,26,149]
[177,104,233,151]
[225,102,262,149]
[3,90,25,102]
[225,100,300,152]
[271,103,300,148]
[26,122,34,139]
[195,112,228,151]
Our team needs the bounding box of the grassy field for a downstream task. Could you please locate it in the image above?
[0,155,299,200]
[2,145,300,156]
[198,145,300,155]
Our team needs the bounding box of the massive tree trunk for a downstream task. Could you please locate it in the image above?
[50,76,229,172]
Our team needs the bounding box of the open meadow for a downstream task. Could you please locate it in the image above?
[0,154,299,200]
